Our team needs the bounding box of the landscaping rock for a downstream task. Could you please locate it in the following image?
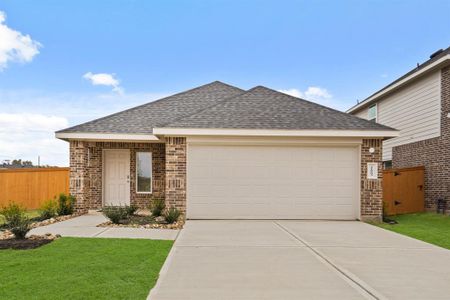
[30,213,82,229]
[97,214,184,230]
[155,216,165,223]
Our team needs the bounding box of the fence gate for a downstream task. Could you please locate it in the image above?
[382,166,425,216]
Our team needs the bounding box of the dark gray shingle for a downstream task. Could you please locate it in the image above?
[163,86,394,131]
[57,81,244,134]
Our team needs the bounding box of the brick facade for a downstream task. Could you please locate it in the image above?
[165,137,187,213]
[70,136,383,220]
[392,66,450,212]
[69,141,165,211]
[69,141,90,212]
[360,138,383,221]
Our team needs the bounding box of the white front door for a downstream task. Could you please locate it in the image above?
[104,150,130,206]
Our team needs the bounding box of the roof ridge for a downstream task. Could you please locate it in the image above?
[160,88,250,127]
[57,81,243,133]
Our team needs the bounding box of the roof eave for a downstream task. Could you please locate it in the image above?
[55,132,162,143]
[153,128,400,138]
[347,54,450,114]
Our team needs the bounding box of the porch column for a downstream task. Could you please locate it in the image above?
[69,140,90,213]
[165,137,187,214]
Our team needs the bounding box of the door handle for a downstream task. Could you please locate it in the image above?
[394,200,401,206]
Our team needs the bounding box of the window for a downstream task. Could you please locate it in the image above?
[368,104,377,122]
[136,152,152,193]
[383,160,393,170]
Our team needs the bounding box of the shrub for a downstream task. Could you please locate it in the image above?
[39,199,58,220]
[102,206,128,224]
[164,207,181,224]
[149,199,165,217]
[126,204,138,216]
[10,216,31,239]
[0,202,26,226]
[57,193,75,215]
[0,202,31,239]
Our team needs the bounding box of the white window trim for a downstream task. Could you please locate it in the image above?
[136,152,152,194]
[368,103,378,122]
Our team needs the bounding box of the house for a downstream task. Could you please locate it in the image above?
[56,82,398,221]
[347,46,450,212]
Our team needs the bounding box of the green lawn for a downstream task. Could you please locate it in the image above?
[0,237,173,300]
[376,213,450,249]
[0,209,40,226]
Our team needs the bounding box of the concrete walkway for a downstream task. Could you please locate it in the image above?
[149,220,450,300]
[29,214,179,240]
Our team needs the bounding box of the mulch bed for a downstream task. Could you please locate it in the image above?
[97,215,184,230]
[0,234,59,250]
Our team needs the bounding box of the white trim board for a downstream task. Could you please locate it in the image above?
[55,132,161,142]
[153,128,399,138]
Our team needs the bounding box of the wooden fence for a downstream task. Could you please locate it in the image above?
[0,168,69,209]
[383,166,425,216]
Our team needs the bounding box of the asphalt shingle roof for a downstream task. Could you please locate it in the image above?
[163,86,394,131]
[58,81,395,134]
[58,81,244,134]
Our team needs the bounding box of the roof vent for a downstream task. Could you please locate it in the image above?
[430,49,444,59]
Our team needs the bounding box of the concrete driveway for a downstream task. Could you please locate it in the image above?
[149,220,450,300]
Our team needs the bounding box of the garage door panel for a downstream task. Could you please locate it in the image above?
[232,185,270,197]
[190,185,231,198]
[187,144,359,220]
[232,165,269,178]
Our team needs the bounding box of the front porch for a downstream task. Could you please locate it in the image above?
[69,137,186,213]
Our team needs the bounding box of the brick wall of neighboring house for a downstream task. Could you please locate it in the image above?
[165,137,187,213]
[69,141,165,211]
[392,66,450,212]
[360,138,383,221]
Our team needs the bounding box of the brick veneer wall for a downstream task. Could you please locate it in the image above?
[69,141,165,211]
[69,141,90,212]
[165,137,187,213]
[360,138,383,221]
[392,66,450,212]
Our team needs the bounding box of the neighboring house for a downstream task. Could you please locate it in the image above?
[347,46,450,211]
[56,82,397,221]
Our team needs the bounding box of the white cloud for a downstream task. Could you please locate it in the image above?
[0,11,41,70]
[303,86,332,100]
[278,88,302,98]
[279,86,332,102]
[0,90,170,165]
[276,86,350,110]
[0,113,69,166]
[83,72,124,94]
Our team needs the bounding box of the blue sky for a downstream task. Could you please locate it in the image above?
[1,0,449,166]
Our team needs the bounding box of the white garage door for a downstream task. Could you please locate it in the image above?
[187,144,359,220]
